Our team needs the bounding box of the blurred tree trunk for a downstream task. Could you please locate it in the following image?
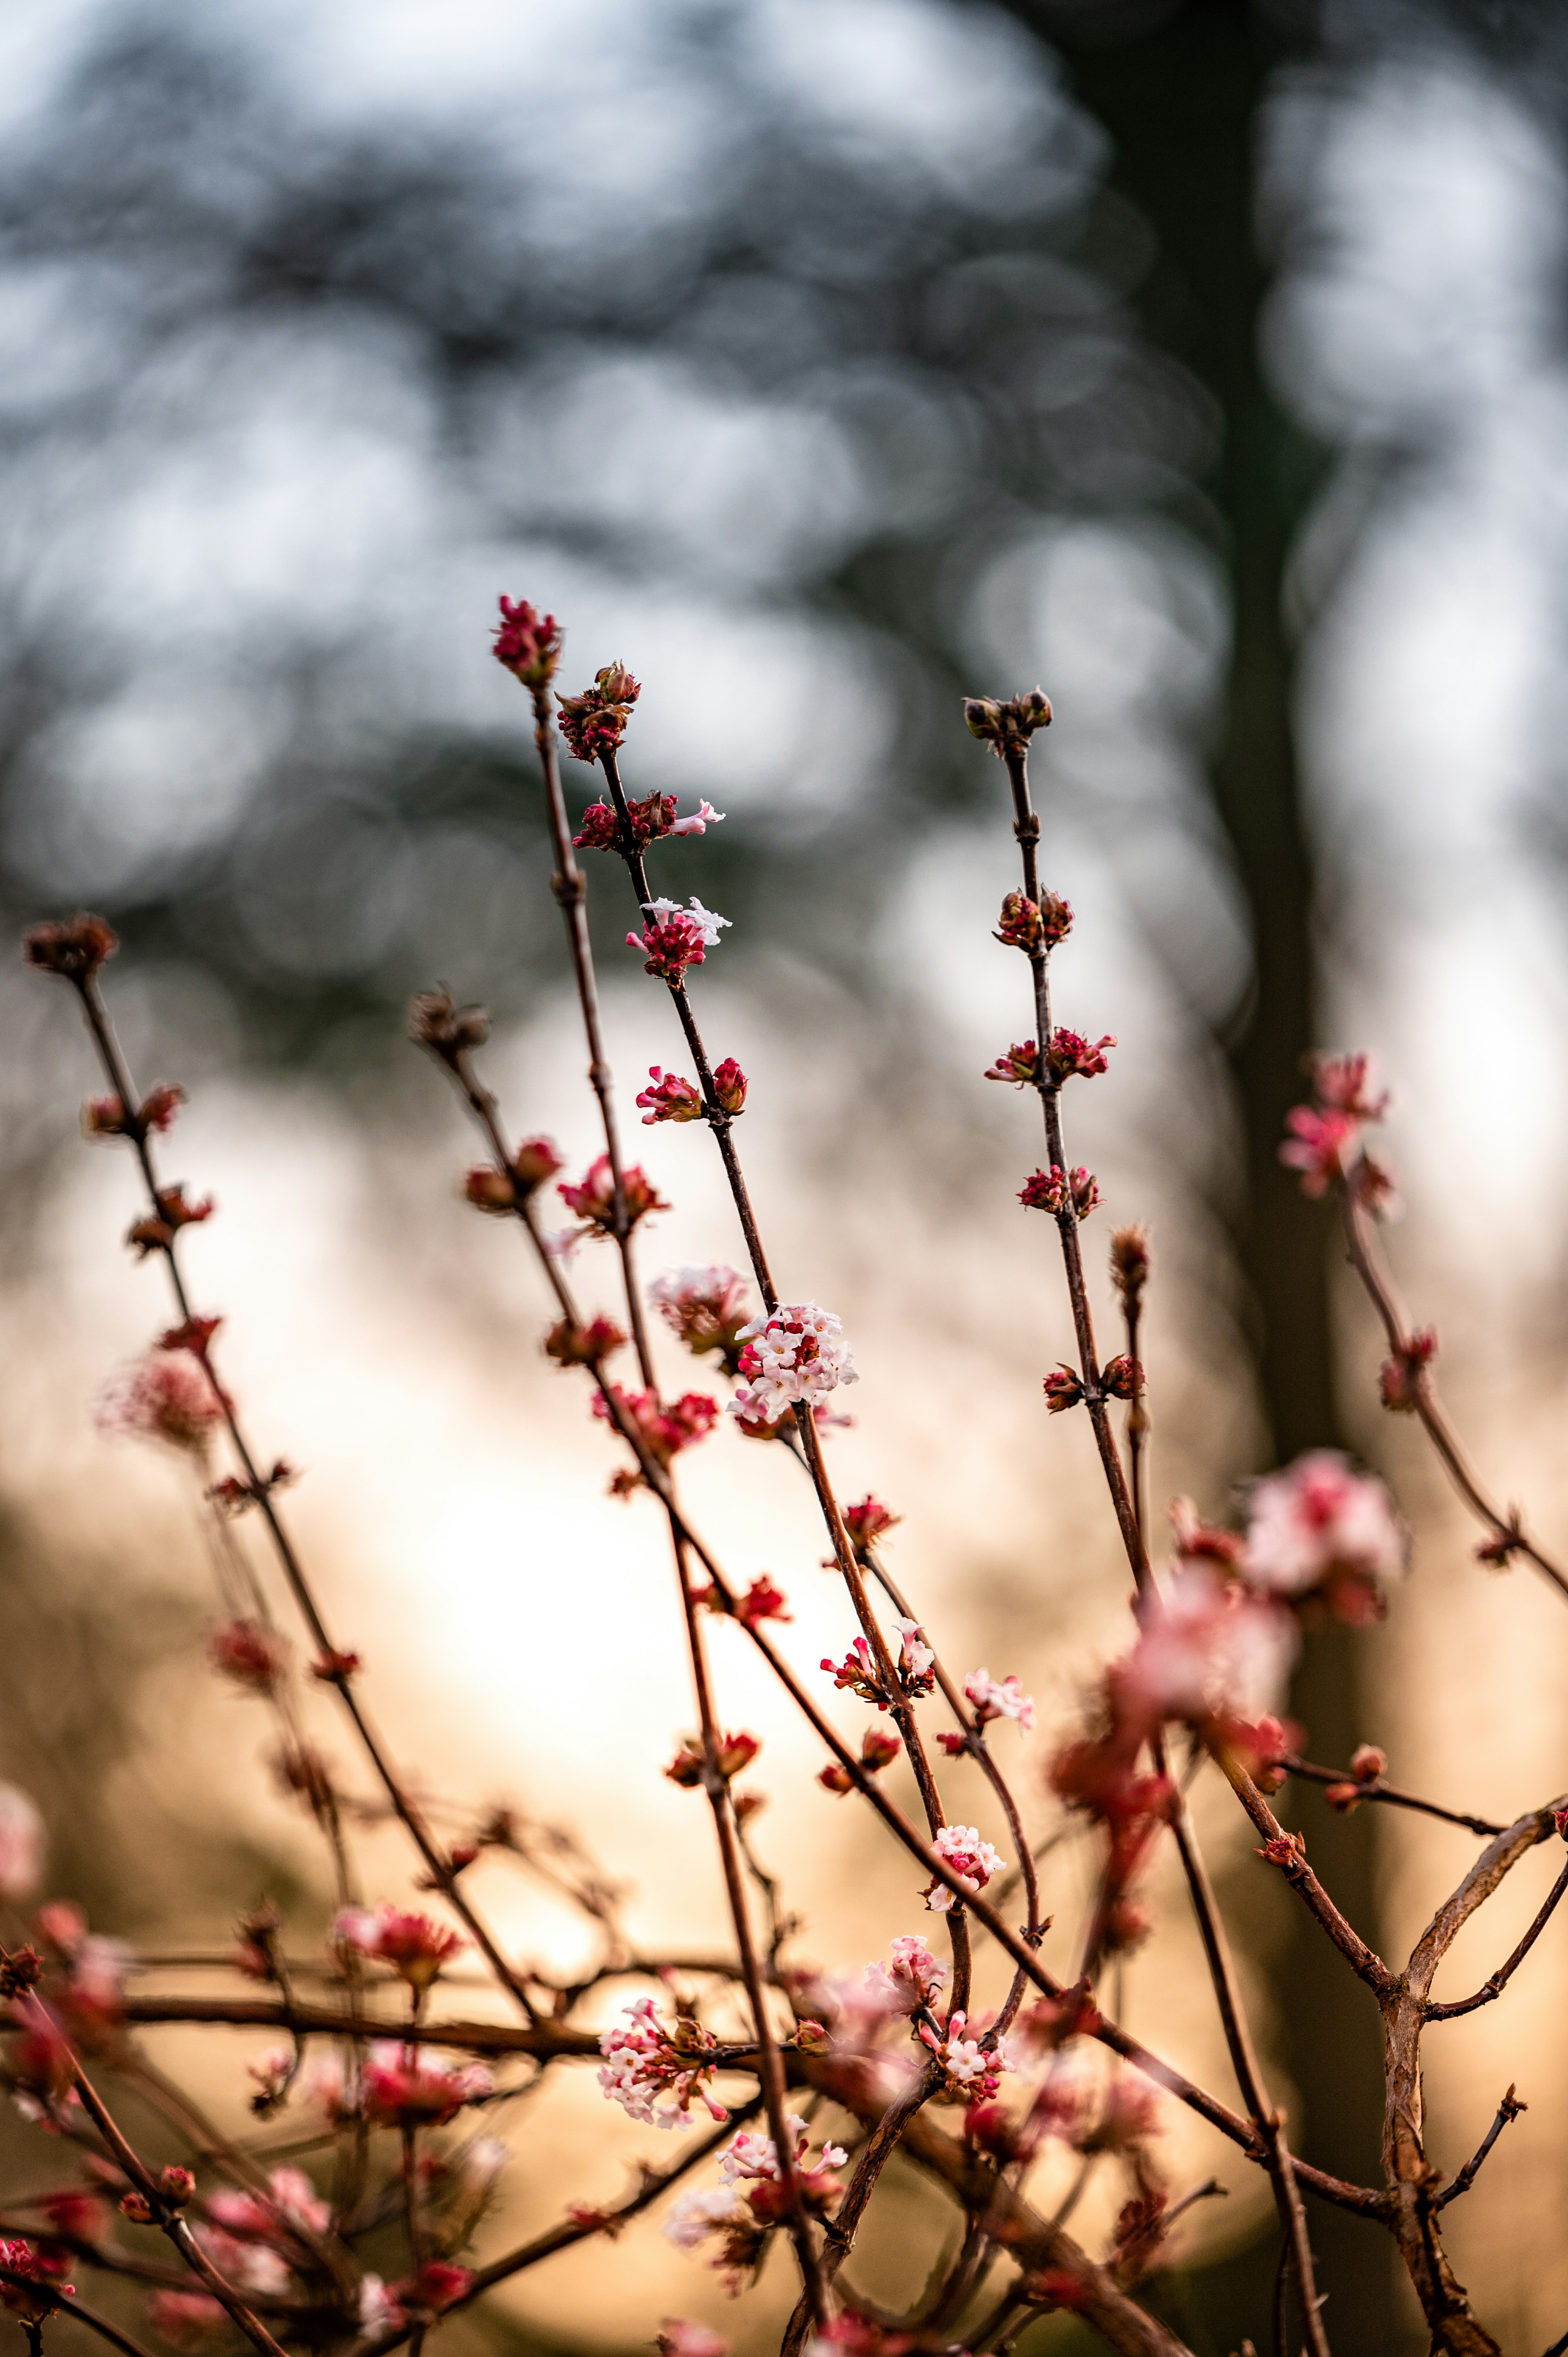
[994,0,1401,2341]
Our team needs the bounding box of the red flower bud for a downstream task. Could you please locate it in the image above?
[1043,1367,1084,1415]
[493,597,562,690]
[1349,1744,1386,1783]
[23,912,118,981]
[711,1058,747,1116]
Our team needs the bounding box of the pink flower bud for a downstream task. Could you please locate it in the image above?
[734,1574,790,1629]
[711,1057,747,1115]
[985,1040,1040,1087]
[157,2168,194,2206]
[1044,1367,1084,1415]
[544,1315,626,1367]
[1257,1832,1306,1870]
[1379,1328,1437,1412]
[464,1166,516,1215]
[637,1067,704,1124]
[1349,1744,1386,1783]
[817,1763,854,1796]
[208,1621,288,1694]
[1019,1165,1099,1221]
[493,597,562,689]
[1045,1028,1115,1085]
[1100,1354,1140,1401]
[860,1727,902,1771]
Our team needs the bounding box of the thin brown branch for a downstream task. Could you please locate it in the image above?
[1426,1849,1568,2021]
[1432,2087,1526,2211]
[1342,1188,1568,1605]
[1281,1757,1505,1840]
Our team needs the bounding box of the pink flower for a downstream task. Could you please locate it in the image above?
[924,1824,1005,1914]
[659,2322,728,2357]
[650,1265,751,1362]
[147,2293,228,2349]
[1379,1328,1437,1412]
[96,1351,225,1454]
[733,1574,790,1629]
[558,1155,668,1237]
[599,1998,727,2130]
[593,1386,718,1491]
[637,1067,705,1124]
[727,1303,857,1424]
[208,1620,288,1695]
[543,1315,626,1367]
[628,897,730,983]
[1045,1028,1115,1085]
[985,1041,1040,1086]
[556,661,641,762]
[864,1934,948,2015]
[0,1785,44,1902]
[1019,1165,1098,1221]
[664,1731,761,1786]
[359,2044,492,2129]
[492,597,562,689]
[0,2239,72,2324]
[1310,1052,1389,1121]
[842,1495,900,1552]
[334,1905,465,1991]
[964,1670,1035,1732]
[1279,1104,1360,1198]
[1116,1564,1295,1734]
[710,1057,747,1115]
[668,800,726,837]
[918,2009,1005,2097]
[1242,1451,1408,1623]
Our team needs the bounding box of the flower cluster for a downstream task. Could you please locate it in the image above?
[1019,1164,1099,1221]
[728,1304,857,1426]
[556,661,641,763]
[993,891,1072,952]
[628,898,731,983]
[599,1998,728,2130]
[918,2008,1007,2098]
[1242,1450,1408,1626]
[1280,1050,1394,1209]
[841,1495,900,1553]
[864,1933,948,2016]
[543,1314,626,1367]
[352,2045,493,2129]
[334,1905,465,1991]
[0,2238,73,2323]
[22,912,118,981]
[665,2117,845,2290]
[359,2263,474,2334]
[592,1385,718,1495]
[664,1730,761,1786]
[1044,1028,1115,1084]
[557,1156,668,1241]
[83,1081,185,1139]
[635,1057,745,1124]
[208,1620,288,1694]
[492,595,562,689]
[923,1823,1005,1914]
[1379,1325,1437,1412]
[97,1350,226,1454]
[963,1668,1035,1731]
[822,1616,934,1710]
[651,1265,752,1368]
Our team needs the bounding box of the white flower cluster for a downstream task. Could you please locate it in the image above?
[926,1823,1006,1915]
[644,895,731,946]
[865,1933,948,2015]
[727,1302,858,1425]
[964,1668,1035,1730]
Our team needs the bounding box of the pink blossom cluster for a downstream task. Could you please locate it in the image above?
[728,1303,857,1426]
[863,1933,948,2015]
[918,2007,1007,2097]
[333,1904,465,1990]
[592,1385,718,1493]
[97,1350,225,1454]
[491,596,562,688]
[963,1668,1035,1730]
[1279,1050,1394,1207]
[924,1823,1005,1914]
[556,660,641,763]
[628,896,731,983]
[822,1615,933,1710]
[1044,1027,1116,1085]
[1019,1164,1099,1221]
[651,1265,751,1364]
[599,1997,728,2130]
